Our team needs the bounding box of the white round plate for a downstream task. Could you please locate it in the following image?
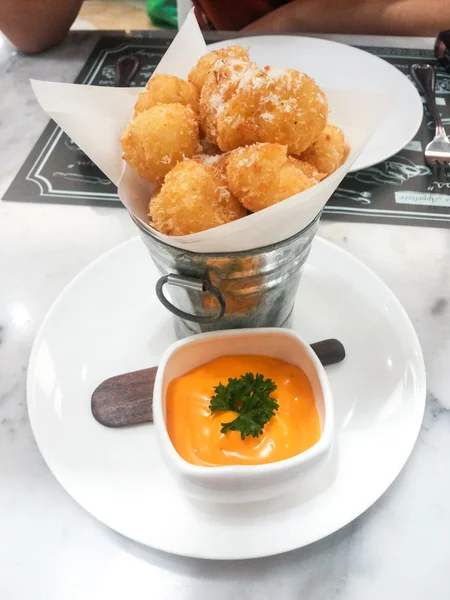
[208,36,422,172]
[27,237,425,560]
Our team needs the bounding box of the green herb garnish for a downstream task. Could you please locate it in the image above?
[209,373,278,440]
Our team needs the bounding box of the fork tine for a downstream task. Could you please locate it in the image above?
[413,65,450,167]
[430,161,439,172]
[437,161,448,179]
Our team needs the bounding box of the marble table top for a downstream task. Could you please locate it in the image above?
[1,30,449,600]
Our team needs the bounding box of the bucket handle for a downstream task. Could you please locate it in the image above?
[155,274,226,324]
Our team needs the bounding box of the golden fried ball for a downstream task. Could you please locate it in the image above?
[200,58,254,145]
[121,103,200,184]
[149,159,246,235]
[134,74,199,115]
[226,143,320,212]
[217,67,328,155]
[200,138,222,156]
[192,152,229,177]
[188,46,250,92]
[292,158,326,181]
[192,152,237,212]
[300,124,348,176]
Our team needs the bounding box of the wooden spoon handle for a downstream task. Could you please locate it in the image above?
[92,366,157,428]
[310,338,345,366]
[91,338,345,428]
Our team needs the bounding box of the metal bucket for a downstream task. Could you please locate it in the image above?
[134,213,320,338]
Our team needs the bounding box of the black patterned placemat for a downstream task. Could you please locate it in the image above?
[3,37,171,206]
[325,47,450,227]
[4,36,450,227]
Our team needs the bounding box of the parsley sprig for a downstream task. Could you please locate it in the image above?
[209,373,279,440]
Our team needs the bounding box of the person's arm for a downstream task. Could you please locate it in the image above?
[0,0,84,53]
[244,0,449,36]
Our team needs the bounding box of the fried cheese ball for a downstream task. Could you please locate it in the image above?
[134,74,199,115]
[149,160,246,235]
[294,159,326,181]
[300,124,348,176]
[226,143,320,212]
[200,58,254,145]
[121,103,200,184]
[217,67,328,155]
[200,137,222,156]
[188,46,250,92]
[193,152,229,177]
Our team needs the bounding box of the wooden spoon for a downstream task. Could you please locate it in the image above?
[91,338,345,428]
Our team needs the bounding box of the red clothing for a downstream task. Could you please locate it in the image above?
[192,0,289,30]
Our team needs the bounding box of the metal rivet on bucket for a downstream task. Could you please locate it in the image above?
[156,274,226,324]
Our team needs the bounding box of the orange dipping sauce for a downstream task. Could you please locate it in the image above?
[166,355,321,467]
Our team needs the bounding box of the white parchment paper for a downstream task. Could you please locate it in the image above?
[31,9,392,253]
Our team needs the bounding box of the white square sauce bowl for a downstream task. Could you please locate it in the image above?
[153,328,334,503]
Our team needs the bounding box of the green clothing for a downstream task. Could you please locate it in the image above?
[146,0,178,28]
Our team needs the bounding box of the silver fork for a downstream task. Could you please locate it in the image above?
[411,63,450,167]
